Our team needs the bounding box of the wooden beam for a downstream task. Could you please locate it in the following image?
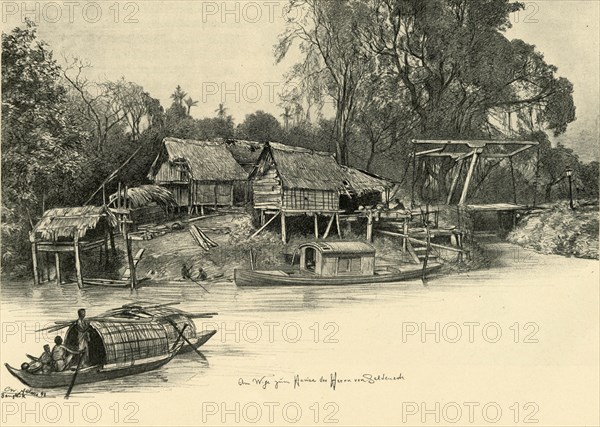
[250,211,280,239]
[446,159,464,204]
[458,150,480,205]
[73,237,83,289]
[375,230,466,253]
[314,213,319,239]
[402,219,409,252]
[335,213,342,238]
[54,252,61,285]
[31,242,39,285]
[323,214,335,239]
[415,147,445,157]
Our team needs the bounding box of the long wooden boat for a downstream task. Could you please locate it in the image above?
[235,241,443,287]
[5,302,217,389]
[235,263,442,286]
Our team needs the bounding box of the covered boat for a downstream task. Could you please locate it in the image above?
[235,241,442,286]
[5,303,217,389]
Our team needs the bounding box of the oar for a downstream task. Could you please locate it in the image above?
[189,276,210,293]
[165,318,205,358]
[170,323,189,351]
[65,353,84,399]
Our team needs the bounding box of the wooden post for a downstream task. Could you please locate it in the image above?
[54,252,61,285]
[402,218,409,252]
[314,213,319,239]
[109,229,116,255]
[366,210,373,242]
[45,253,51,282]
[281,211,287,243]
[323,215,335,239]
[31,242,39,285]
[123,219,137,289]
[509,157,518,205]
[458,151,480,205]
[446,159,464,205]
[102,184,106,206]
[117,182,121,209]
[74,236,83,289]
[104,228,109,265]
[335,213,342,238]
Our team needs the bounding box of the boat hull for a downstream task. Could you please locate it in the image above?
[234,264,442,287]
[5,356,174,389]
[178,329,217,354]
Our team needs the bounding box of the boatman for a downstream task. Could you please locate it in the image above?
[39,344,53,373]
[51,336,79,371]
[76,308,91,367]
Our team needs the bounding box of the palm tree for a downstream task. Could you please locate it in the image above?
[215,103,227,120]
[170,85,187,106]
[184,97,199,115]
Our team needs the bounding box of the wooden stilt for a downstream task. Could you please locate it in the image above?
[54,252,61,285]
[45,253,51,282]
[314,213,319,239]
[104,228,109,265]
[73,237,83,289]
[31,242,39,285]
[509,157,518,205]
[335,213,342,238]
[123,219,137,289]
[402,219,409,252]
[323,214,335,239]
[366,210,373,242]
[250,211,280,238]
[281,211,287,243]
[260,209,265,226]
[109,230,116,255]
[458,150,480,205]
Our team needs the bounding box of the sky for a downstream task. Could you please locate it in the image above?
[2,0,598,162]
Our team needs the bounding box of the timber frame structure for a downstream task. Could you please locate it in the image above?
[30,206,119,289]
[412,139,539,205]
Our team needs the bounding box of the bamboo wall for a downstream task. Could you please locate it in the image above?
[282,188,339,211]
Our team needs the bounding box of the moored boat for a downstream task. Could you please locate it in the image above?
[235,241,442,287]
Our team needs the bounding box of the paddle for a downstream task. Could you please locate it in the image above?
[189,276,210,293]
[65,353,84,399]
[165,318,205,359]
[170,323,189,352]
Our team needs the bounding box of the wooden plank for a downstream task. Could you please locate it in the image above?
[405,240,421,264]
[250,211,280,239]
[183,213,222,223]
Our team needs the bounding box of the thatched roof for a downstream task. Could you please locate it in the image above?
[223,139,265,171]
[33,205,117,241]
[262,142,350,192]
[150,138,247,182]
[341,166,393,195]
[108,185,177,209]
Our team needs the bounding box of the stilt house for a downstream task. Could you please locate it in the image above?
[148,138,247,212]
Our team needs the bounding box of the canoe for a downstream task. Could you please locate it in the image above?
[234,263,442,287]
[5,342,184,389]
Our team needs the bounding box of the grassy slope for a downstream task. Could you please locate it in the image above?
[508,202,599,259]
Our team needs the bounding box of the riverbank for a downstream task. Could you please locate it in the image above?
[508,201,599,259]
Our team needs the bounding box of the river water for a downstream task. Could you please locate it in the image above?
[1,238,598,426]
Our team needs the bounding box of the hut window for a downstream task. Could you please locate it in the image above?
[338,257,361,273]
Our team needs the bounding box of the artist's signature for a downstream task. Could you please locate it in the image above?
[1,386,47,399]
[238,372,404,391]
